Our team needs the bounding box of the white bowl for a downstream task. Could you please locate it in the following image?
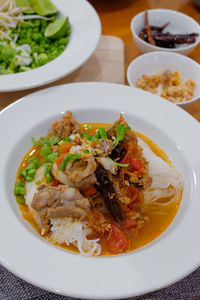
[1,82,200,298]
[127,51,200,106]
[0,0,101,92]
[131,9,200,55]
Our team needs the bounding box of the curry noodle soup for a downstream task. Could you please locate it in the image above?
[15,111,184,256]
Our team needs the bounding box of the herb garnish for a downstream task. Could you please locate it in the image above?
[113,123,130,149]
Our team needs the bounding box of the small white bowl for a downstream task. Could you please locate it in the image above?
[131,9,200,55]
[127,51,200,106]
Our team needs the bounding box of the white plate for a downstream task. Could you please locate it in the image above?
[0,82,200,299]
[0,0,101,92]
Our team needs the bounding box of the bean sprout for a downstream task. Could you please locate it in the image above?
[0,0,51,40]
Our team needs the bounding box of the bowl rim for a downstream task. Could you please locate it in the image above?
[130,8,200,52]
[1,82,200,299]
[127,51,200,105]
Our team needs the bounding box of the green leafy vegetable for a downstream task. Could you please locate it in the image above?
[60,153,82,171]
[113,123,130,149]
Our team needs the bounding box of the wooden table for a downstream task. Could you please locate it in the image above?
[89,0,200,121]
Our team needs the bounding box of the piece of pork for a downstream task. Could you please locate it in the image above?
[52,111,81,139]
[65,157,97,189]
[47,206,87,219]
[96,139,113,157]
[31,185,90,235]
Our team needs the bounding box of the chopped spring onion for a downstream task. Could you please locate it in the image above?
[28,157,41,168]
[60,153,82,171]
[41,145,52,157]
[45,152,59,163]
[35,179,41,185]
[20,157,41,182]
[15,186,25,195]
[31,137,38,146]
[58,136,71,145]
[40,136,59,146]
[44,163,52,182]
[16,195,25,204]
[15,181,25,204]
[83,150,90,154]
[48,136,60,146]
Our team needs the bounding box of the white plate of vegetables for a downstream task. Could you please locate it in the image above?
[0,0,101,91]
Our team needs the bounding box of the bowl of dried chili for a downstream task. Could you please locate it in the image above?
[131,9,200,56]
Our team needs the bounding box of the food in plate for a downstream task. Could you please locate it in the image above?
[136,70,195,103]
[139,10,199,48]
[0,0,70,74]
[14,111,184,256]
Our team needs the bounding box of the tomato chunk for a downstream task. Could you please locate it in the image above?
[107,225,129,253]
[59,143,72,155]
[128,157,144,172]
[81,186,97,196]
[122,219,138,228]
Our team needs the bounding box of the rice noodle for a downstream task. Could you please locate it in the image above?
[50,218,102,256]
[138,138,184,209]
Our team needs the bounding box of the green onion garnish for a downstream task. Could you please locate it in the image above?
[48,136,60,146]
[16,196,25,205]
[41,145,52,157]
[31,137,38,146]
[60,153,82,171]
[58,136,71,145]
[45,152,59,163]
[44,164,52,182]
[20,157,41,182]
[83,150,90,154]
[35,180,41,185]
[40,136,60,146]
